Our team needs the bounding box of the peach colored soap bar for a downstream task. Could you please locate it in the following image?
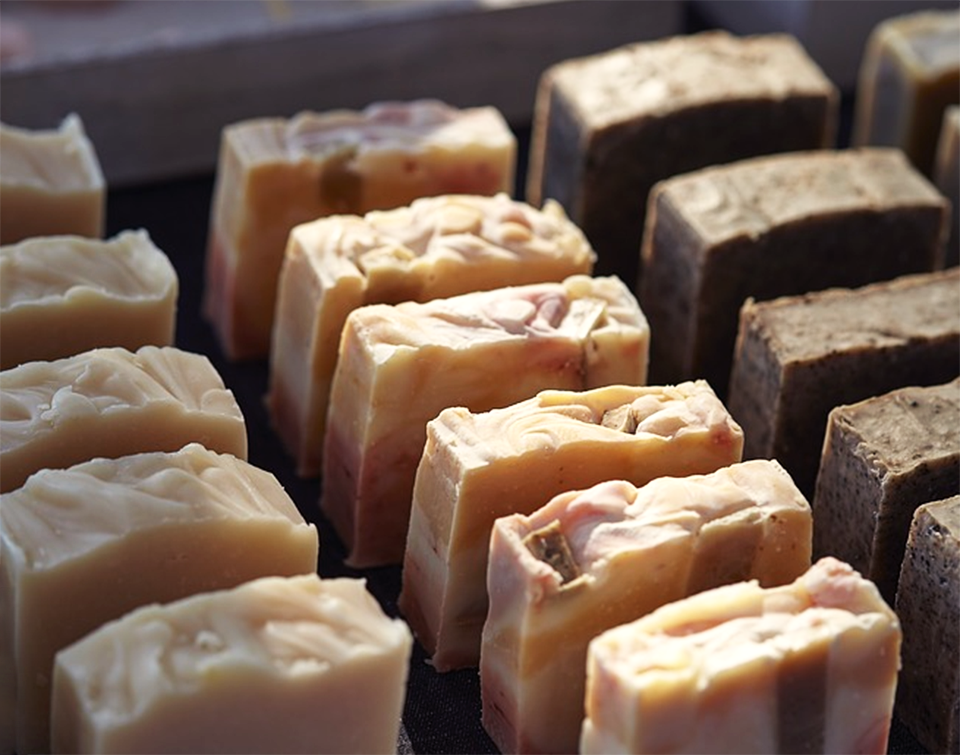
[50,575,412,754]
[0,115,105,245]
[268,193,595,477]
[323,275,649,569]
[480,459,812,755]
[204,99,517,360]
[0,346,247,494]
[582,558,901,755]
[399,380,744,672]
[0,230,178,370]
[0,443,319,755]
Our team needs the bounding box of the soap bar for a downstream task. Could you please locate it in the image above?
[895,495,960,754]
[267,193,595,477]
[639,148,948,393]
[204,99,517,359]
[727,269,960,496]
[480,459,812,755]
[0,443,319,755]
[50,575,412,754]
[581,557,901,755]
[0,115,105,245]
[852,9,960,177]
[526,31,836,286]
[399,380,744,672]
[934,106,959,266]
[0,345,247,493]
[0,230,178,370]
[322,275,649,568]
[813,379,960,602]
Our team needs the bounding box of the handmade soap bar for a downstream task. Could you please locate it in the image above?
[0,443,319,755]
[581,557,901,755]
[0,345,247,493]
[639,148,948,393]
[526,31,836,285]
[204,99,517,359]
[50,575,412,754]
[934,106,959,266]
[0,230,178,370]
[399,380,744,672]
[895,495,960,754]
[480,460,812,755]
[853,9,960,177]
[322,275,649,568]
[0,115,105,245]
[728,269,960,496]
[267,193,595,477]
[813,379,960,602]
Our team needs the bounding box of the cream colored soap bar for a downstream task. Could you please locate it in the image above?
[0,346,247,493]
[0,443,319,755]
[322,275,649,568]
[0,230,178,370]
[582,557,901,755]
[267,193,595,477]
[399,380,744,672]
[205,99,517,359]
[0,115,105,245]
[480,459,812,755]
[50,575,412,754]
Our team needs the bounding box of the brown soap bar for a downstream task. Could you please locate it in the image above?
[895,495,960,755]
[934,106,959,267]
[727,269,960,497]
[526,31,837,286]
[812,379,960,602]
[853,9,960,177]
[640,148,948,394]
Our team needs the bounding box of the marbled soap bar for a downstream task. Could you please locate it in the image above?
[934,106,959,266]
[399,380,743,672]
[0,115,105,245]
[0,230,178,370]
[0,443,319,755]
[728,269,960,496]
[526,31,836,285]
[50,575,412,754]
[581,558,901,755]
[480,460,812,755]
[322,275,649,568]
[639,148,948,393]
[267,193,595,477]
[204,99,517,359]
[0,346,247,493]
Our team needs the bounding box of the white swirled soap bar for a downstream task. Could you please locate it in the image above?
[0,230,179,370]
[0,346,247,493]
[399,380,743,672]
[322,275,650,568]
[50,575,412,754]
[268,193,595,477]
[0,443,319,755]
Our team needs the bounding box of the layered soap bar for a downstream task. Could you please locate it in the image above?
[0,346,247,493]
[480,460,812,755]
[895,495,960,754]
[728,269,960,496]
[813,379,960,602]
[0,115,105,245]
[204,99,517,359]
[0,230,178,370]
[526,31,836,285]
[581,558,901,755]
[267,193,595,477]
[399,380,744,672]
[639,148,948,393]
[50,575,413,754]
[322,275,649,568]
[0,443,319,755]
[935,106,959,266]
[853,9,960,177]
